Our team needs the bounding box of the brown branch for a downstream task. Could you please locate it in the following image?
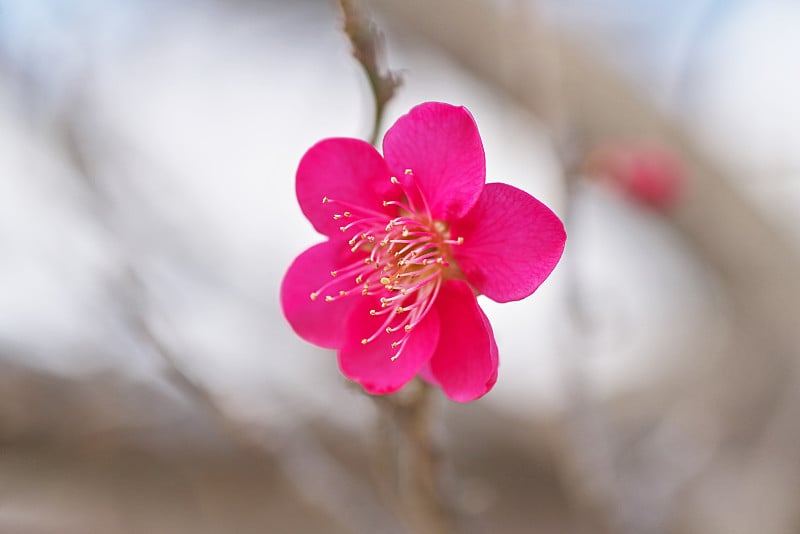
[339,0,402,145]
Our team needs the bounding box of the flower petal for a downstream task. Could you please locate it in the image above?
[338,297,440,395]
[450,182,566,303]
[280,240,361,349]
[296,138,397,237]
[383,102,486,220]
[429,280,498,402]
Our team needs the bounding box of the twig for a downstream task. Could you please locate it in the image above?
[339,0,402,145]
[337,3,457,531]
[373,381,457,534]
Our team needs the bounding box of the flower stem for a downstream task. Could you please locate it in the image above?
[373,381,456,534]
[339,0,402,146]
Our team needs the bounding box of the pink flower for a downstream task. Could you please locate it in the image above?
[280,102,566,402]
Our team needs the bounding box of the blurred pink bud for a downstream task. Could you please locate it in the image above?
[585,142,686,210]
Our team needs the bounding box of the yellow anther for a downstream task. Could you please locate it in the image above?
[370,309,377,316]
[349,237,357,246]
[339,226,346,232]
[382,200,389,206]
[391,341,400,349]
[390,354,399,362]
[396,306,405,314]
[364,258,372,264]
[404,325,412,332]
[401,289,408,295]
[339,290,346,296]
[436,257,444,264]
[310,292,318,301]
[385,327,393,333]
[330,270,337,277]
[322,196,329,203]
[355,275,363,284]
[456,236,464,244]
[325,296,334,302]
[343,211,351,217]
[361,338,368,345]
[404,169,413,175]
[402,227,409,237]
[380,277,391,285]
[333,214,342,220]
[390,176,400,184]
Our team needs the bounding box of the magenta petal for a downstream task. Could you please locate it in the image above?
[280,240,360,349]
[296,138,396,237]
[451,183,566,303]
[429,280,498,402]
[383,102,486,220]
[339,298,440,395]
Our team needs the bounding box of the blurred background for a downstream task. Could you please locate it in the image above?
[1,0,799,532]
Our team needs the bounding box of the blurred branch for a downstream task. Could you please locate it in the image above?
[373,382,458,534]
[52,104,400,534]
[339,0,402,145]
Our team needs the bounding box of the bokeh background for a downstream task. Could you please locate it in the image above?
[1,0,799,532]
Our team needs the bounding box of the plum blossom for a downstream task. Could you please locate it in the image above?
[281,102,566,402]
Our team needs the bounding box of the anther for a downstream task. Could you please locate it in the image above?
[404,325,412,332]
[456,236,464,244]
[330,271,337,277]
[396,306,405,313]
[325,296,334,302]
[391,341,400,349]
[380,277,391,285]
[343,211,351,217]
[385,327,393,333]
[339,291,346,296]
[339,226,346,232]
[322,196,329,203]
[370,310,377,316]
[355,275,363,284]
[404,169,413,175]
[310,292,319,301]
[333,214,342,220]
[361,338,368,345]
[390,176,399,184]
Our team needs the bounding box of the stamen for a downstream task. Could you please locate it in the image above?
[313,174,458,361]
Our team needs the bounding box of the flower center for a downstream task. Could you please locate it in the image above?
[311,170,463,361]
